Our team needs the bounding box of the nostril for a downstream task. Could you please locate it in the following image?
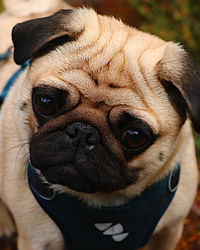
[87,132,100,145]
[66,126,78,139]
[65,122,101,145]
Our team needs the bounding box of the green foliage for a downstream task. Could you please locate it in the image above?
[195,132,200,156]
[127,0,200,65]
[0,0,4,12]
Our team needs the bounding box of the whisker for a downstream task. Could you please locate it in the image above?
[14,142,29,169]
[0,141,29,159]
[119,174,129,203]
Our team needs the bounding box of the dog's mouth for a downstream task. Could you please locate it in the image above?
[30,122,140,193]
[30,147,140,194]
[30,148,136,194]
[40,164,97,193]
[38,163,125,194]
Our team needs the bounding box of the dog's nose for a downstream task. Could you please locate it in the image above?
[66,122,100,146]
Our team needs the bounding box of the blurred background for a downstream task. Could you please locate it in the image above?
[0,0,200,249]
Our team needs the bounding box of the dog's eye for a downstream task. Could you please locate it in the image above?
[36,96,57,117]
[32,86,67,125]
[122,128,147,150]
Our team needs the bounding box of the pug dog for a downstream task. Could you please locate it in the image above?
[0,6,199,250]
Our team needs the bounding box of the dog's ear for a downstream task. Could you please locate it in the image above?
[12,9,84,65]
[157,43,200,132]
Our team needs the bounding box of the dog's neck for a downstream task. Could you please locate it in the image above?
[63,188,134,208]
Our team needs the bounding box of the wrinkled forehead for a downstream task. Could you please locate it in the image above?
[26,13,168,132]
[28,14,165,96]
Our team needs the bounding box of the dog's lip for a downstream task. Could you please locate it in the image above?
[30,157,140,193]
[32,163,131,194]
[38,164,99,193]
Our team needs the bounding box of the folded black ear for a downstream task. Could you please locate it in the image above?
[157,43,200,132]
[12,9,83,65]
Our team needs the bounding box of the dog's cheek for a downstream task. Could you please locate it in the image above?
[16,96,37,148]
[128,134,180,184]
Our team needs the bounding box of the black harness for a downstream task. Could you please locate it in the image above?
[28,163,180,250]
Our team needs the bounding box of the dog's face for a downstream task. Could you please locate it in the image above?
[12,8,200,196]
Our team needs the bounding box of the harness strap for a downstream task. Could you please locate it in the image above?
[0,46,13,61]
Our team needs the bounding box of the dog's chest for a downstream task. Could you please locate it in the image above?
[28,163,180,250]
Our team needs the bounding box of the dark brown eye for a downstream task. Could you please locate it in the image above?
[122,129,147,149]
[36,96,57,117]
